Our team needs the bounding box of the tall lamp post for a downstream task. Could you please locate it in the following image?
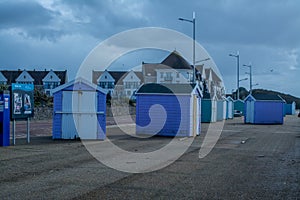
[229,51,240,100]
[243,63,252,93]
[179,12,196,84]
[195,57,210,64]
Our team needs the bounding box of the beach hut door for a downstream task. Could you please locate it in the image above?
[192,95,197,137]
[246,100,254,123]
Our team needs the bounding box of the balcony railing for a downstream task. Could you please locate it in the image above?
[164,77,173,81]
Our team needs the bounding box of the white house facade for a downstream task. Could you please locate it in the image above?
[16,70,34,84]
[96,70,115,95]
[93,70,143,98]
[123,70,141,97]
[0,72,7,85]
[42,70,61,96]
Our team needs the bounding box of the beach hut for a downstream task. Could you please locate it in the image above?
[135,83,202,137]
[285,101,296,115]
[244,93,285,124]
[234,99,245,116]
[217,99,224,121]
[226,96,234,119]
[52,78,107,139]
[283,101,286,117]
[201,93,217,123]
[223,97,227,120]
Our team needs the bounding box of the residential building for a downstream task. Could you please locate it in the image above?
[143,50,224,99]
[142,51,194,84]
[93,50,224,100]
[42,70,62,96]
[92,70,143,98]
[0,69,67,96]
[15,70,34,84]
[0,72,7,85]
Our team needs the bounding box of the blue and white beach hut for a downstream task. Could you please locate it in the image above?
[226,96,234,119]
[285,101,296,115]
[244,93,285,124]
[52,78,107,140]
[135,83,202,137]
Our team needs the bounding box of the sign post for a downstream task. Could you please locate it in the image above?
[11,83,34,144]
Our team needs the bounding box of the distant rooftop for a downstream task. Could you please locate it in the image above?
[136,83,197,94]
[251,93,285,101]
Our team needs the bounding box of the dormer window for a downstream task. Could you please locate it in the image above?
[24,75,26,79]
[50,75,53,79]
[105,76,107,79]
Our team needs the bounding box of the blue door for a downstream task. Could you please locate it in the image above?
[246,100,254,123]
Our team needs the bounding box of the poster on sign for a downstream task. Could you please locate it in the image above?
[11,83,34,119]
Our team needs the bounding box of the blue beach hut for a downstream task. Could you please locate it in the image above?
[135,83,202,137]
[217,99,224,121]
[244,93,285,124]
[226,96,234,119]
[223,97,227,120]
[52,78,107,140]
[234,99,245,116]
[285,101,296,115]
[201,93,217,123]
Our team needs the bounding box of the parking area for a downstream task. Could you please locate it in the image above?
[1,116,299,199]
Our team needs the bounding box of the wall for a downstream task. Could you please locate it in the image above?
[216,100,224,121]
[52,91,62,139]
[254,101,283,124]
[201,99,212,123]
[234,100,245,115]
[136,94,190,137]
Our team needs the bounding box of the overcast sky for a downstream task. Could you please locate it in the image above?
[0,0,299,97]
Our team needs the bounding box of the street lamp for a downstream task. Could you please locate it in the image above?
[243,63,252,93]
[229,51,240,100]
[195,57,210,64]
[179,11,196,84]
[239,78,248,82]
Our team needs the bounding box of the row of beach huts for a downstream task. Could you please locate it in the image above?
[51,78,297,140]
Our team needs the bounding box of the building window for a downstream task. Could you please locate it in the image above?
[99,81,114,89]
[160,72,164,78]
[176,72,179,78]
[164,72,173,81]
[43,82,59,89]
[124,82,139,89]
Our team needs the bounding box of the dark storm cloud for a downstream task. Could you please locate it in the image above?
[0,1,55,27]
[0,1,63,41]
[141,0,300,48]
[0,0,299,96]
[58,0,150,38]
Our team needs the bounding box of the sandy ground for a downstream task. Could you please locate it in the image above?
[1,115,299,199]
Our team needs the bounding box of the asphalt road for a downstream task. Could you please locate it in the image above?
[1,116,299,199]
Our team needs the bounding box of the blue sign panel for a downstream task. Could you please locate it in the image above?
[11,84,34,119]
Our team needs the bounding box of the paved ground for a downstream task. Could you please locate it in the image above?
[1,115,299,199]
